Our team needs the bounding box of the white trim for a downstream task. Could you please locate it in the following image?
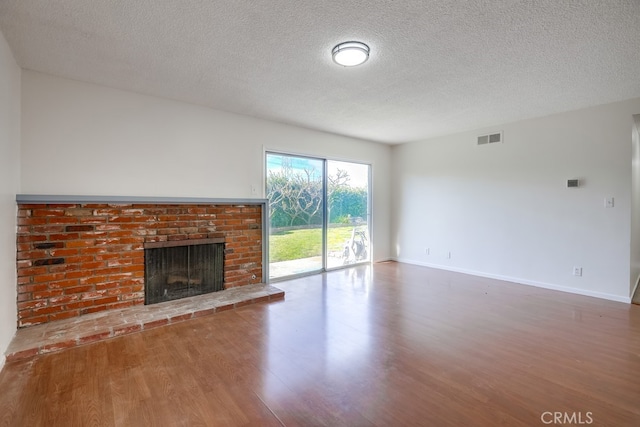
[263,145,375,169]
[393,257,632,304]
[373,258,395,264]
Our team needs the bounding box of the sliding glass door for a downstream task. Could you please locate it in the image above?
[266,154,324,278]
[266,152,370,280]
[326,160,370,269]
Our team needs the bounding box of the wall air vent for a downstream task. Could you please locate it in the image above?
[477,131,503,145]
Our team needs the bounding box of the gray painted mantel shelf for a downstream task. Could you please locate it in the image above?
[16,194,269,205]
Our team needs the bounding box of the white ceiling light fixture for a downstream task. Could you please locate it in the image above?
[332,41,370,67]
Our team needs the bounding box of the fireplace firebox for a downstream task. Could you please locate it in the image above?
[144,238,225,305]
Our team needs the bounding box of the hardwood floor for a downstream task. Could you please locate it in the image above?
[1,261,640,426]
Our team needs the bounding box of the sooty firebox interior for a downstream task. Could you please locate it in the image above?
[144,238,224,305]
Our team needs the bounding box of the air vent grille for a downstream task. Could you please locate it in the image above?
[477,131,503,145]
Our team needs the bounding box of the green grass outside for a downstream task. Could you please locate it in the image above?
[269,226,362,262]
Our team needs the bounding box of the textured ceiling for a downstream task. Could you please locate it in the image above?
[1,0,639,144]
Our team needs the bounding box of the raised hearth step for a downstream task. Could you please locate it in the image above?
[5,283,284,362]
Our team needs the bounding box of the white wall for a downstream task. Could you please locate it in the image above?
[631,116,640,296]
[392,99,640,302]
[0,30,20,369]
[21,71,392,262]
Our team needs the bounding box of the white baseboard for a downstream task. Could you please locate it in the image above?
[373,258,396,263]
[393,257,631,304]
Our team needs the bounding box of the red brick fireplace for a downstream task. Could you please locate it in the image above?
[16,197,267,328]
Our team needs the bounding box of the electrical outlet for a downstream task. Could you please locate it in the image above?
[447,251,451,259]
[425,248,430,255]
[605,197,614,208]
[573,267,582,277]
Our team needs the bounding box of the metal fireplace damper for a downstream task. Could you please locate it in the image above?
[144,238,224,305]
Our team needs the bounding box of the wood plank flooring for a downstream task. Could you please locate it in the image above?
[1,261,640,426]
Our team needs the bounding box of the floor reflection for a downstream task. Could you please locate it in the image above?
[262,266,372,400]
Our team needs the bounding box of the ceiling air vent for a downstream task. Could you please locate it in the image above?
[477,131,503,146]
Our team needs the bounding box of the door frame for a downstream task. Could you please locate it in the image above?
[264,149,372,281]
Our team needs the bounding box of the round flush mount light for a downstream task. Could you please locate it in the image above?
[332,41,370,67]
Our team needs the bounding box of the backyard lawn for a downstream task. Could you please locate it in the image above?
[269,226,365,262]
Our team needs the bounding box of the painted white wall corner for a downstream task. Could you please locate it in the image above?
[0,27,21,371]
[392,98,640,302]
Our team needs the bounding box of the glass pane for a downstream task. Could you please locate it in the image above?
[326,160,370,269]
[266,153,324,279]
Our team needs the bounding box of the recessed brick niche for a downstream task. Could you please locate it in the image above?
[16,198,266,328]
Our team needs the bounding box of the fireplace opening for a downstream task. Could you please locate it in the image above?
[144,238,225,305]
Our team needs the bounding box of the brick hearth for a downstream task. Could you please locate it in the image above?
[16,198,266,327]
[5,283,284,362]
